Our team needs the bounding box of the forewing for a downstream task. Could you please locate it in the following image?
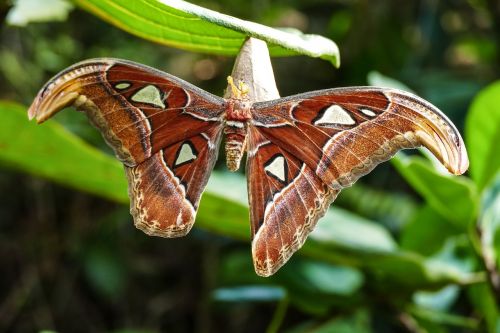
[28,58,225,237]
[252,87,468,190]
[28,58,225,166]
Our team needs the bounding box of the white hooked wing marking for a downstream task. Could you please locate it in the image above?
[184,110,220,122]
[131,84,165,108]
[175,143,197,167]
[360,108,376,117]
[264,155,286,182]
[289,101,300,120]
[248,140,271,157]
[251,120,290,128]
[314,104,355,126]
[115,82,131,90]
[200,133,214,149]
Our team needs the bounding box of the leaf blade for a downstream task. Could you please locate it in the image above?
[73,0,340,66]
[392,154,478,227]
[0,102,128,203]
[466,80,500,190]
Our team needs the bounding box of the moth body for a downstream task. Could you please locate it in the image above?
[224,82,252,172]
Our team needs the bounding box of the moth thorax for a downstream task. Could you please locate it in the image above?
[224,98,251,171]
[226,98,251,121]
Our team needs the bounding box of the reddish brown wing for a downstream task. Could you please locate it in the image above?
[247,127,338,276]
[126,127,222,236]
[28,58,225,237]
[248,87,468,276]
[252,87,468,190]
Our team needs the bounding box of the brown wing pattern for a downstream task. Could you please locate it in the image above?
[247,127,339,276]
[29,61,470,276]
[28,58,225,166]
[252,87,468,190]
[28,58,225,237]
[126,127,222,237]
[249,87,468,275]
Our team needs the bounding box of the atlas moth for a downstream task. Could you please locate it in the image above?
[28,58,468,276]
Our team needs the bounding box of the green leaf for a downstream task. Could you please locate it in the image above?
[303,209,477,289]
[0,102,128,202]
[401,205,461,256]
[73,0,340,66]
[392,154,478,228]
[408,305,479,330]
[218,252,362,315]
[7,0,73,26]
[309,208,397,253]
[213,286,286,302]
[466,80,500,190]
[425,236,477,287]
[468,283,500,333]
[478,172,500,286]
[337,182,418,231]
[281,260,364,297]
[413,285,460,312]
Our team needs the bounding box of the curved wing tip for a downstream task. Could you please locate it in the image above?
[26,105,50,124]
[27,93,43,121]
[446,135,469,175]
[27,104,36,121]
[455,145,469,175]
[27,104,46,124]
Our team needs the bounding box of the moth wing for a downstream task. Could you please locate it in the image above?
[247,87,468,275]
[28,58,225,236]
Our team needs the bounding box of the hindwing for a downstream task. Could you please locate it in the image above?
[247,127,338,276]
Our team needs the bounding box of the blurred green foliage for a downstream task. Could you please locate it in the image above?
[0,0,499,332]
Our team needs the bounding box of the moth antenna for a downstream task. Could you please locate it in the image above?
[238,80,249,97]
[227,76,239,98]
[226,76,249,100]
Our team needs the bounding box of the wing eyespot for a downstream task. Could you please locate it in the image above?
[264,153,288,184]
[173,141,198,168]
[312,104,357,126]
